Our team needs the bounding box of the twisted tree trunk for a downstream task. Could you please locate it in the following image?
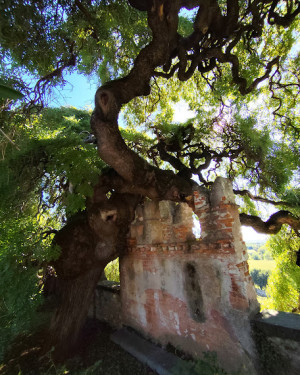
[44,5,196,354]
[46,266,105,360]
[44,181,142,358]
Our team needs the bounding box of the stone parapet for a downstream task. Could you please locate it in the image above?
[252,310,300,375]
[89,280,122,329]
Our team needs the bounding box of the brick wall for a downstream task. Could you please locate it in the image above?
[120,177,260,374]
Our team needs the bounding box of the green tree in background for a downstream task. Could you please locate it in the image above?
[0,0,300,358]
[250,269,270,290]
[0,107,102,359]
[264,228,300,312]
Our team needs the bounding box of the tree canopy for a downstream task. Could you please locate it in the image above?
[0,0,300,358]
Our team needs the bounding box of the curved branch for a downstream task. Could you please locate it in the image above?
[26,43,77,111]
[234,189,296,208]
[91,1,298,204]
[240,211,300,235]
[216,50,280,95]
[154,64,179,79]
[128,0,153,12]
[91,106,193,201]
[0,127,20,150]
[156,141,193,178]
[198,58,216,73]
[268,0,300,27]
[91,1,196,201]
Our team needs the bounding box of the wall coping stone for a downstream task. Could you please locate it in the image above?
[111,328,189,375]
[97,280,120,294]
[252,309,300,342]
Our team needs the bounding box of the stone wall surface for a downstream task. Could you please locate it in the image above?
[120,177,260,374]
[90,177,300,374]
[252,310,300,375]
[89,280,122,329]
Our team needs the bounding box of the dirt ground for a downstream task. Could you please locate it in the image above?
[0,319,157,375]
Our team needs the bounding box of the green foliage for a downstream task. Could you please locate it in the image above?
[1,0,298,208]
[0,107,104,217]
[263,229,300,312]
[250,269,270,290]
[247,243,273,261]
[173,352,238,375]
[104,259,120,283]
[121,128,154,157]
[0,0,148,87]
[178,14,194,37]
[122,69,299,200]
[0,83,23,99]
[0,214,59,361]
[281,188,300,208]
[0,0,299,365]
[0,107,105,360]
[232,112,298,194]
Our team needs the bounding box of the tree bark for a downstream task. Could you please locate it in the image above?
[240,211,300,236]
[90,1,194,203]
[44,186,141,358]
[46,266,105,360]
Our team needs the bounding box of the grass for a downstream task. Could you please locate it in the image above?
[248,260,276,272]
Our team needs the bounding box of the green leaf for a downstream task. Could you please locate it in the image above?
[0,84,24,99]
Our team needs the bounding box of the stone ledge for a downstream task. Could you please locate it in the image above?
[111,328,188,375]
[97,280,120,294]
[252,310,300,342]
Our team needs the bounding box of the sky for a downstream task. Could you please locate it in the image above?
[52,72,269,244]
[49,72,98,109]
[241,227,268,243]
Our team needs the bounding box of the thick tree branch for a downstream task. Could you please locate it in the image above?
[128,0,153,11]
[91,1,197,201]
[155,141,193,178]
[91,0,299,204]
[240,211,300,235]
[216,51,280,95]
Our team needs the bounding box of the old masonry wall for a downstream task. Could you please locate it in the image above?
[119,177,260,374]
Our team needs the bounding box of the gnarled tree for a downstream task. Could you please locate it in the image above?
[0,0,299,358]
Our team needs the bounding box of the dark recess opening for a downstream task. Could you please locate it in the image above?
[184,262,206,323]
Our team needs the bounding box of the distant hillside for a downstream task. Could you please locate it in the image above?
[246,240,273,260]
[246,239,266,246]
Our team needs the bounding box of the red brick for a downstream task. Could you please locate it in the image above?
[230,292,249,311]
